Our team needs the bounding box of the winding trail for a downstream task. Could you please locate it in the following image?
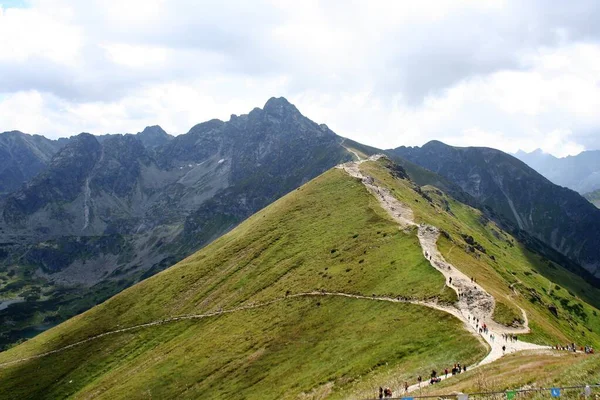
[338,155,548,394]
[0,291,495,369]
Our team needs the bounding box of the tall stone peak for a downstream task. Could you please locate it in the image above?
[262,96,300,117]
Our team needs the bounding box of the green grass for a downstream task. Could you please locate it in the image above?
[493,300,524,327]
[0,167,478,399]
[2,159,599,399]
[360,159,600,347]
[0,297,485,400]
[415,350,600,397]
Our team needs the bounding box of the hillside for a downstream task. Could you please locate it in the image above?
[1,158,599,399]
[390,141,600,279]
[515,148,600,194]
[585,189,600,208]
[0,97,353,349]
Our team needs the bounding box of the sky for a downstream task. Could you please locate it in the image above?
[1,1,599,157]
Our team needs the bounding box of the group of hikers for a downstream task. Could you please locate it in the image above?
[377,364,467,398]
[552,343,595,354]
[503,333,518,342]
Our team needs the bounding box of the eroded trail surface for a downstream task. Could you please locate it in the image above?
[338,157,547,393]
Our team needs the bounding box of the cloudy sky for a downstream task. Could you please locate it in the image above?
[1,0,599,156]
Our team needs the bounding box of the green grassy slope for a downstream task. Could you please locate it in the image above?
[2,159,600,399]
[417,351,600,397]
[0,167,483,399]
[361,159,600,347]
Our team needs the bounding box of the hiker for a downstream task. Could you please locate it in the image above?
[379,387,384,399]
[384,387,392,398]
[457,363,461,374]
[417,375,422,387]
[404,382,409,393]
[449,277,453,285]
[431,370,437,379]
[463,365,467,372]
[502,345,506,353]
[444,368,448,378]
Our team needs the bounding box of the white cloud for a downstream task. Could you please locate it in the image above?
[0,5,82,65]
[101,43,168,68]
[0,0,600,157]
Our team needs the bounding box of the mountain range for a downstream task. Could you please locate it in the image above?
[0,97,352,348]
[2,97,600,354]
[390,141,600,279]
[514,148,600,195]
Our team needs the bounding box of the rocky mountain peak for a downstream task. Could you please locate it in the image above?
[262,96,300,118]
[136,125,172,149]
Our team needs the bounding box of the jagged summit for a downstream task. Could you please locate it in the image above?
[262,96,301,117]
[135,125,172,149]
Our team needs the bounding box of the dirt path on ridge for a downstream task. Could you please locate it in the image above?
[337,157,549,395]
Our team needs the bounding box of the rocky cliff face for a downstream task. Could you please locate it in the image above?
[1,97,350,284]
[391,141,600,277]
[0,131,68,196]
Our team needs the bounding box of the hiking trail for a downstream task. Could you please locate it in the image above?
[338,155,548,394]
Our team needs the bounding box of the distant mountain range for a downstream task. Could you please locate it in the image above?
[514,148,600,195]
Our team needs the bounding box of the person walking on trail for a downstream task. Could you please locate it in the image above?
[449,277,453,285]
[417,375,422,387]
[444,368,448,378]
[404,382,409,393]
[379,387,383,399]
[502,345,506,353]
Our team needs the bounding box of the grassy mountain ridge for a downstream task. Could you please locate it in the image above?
[361,159,600,347]
[1,159,600,398]
[0,166,484,399]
